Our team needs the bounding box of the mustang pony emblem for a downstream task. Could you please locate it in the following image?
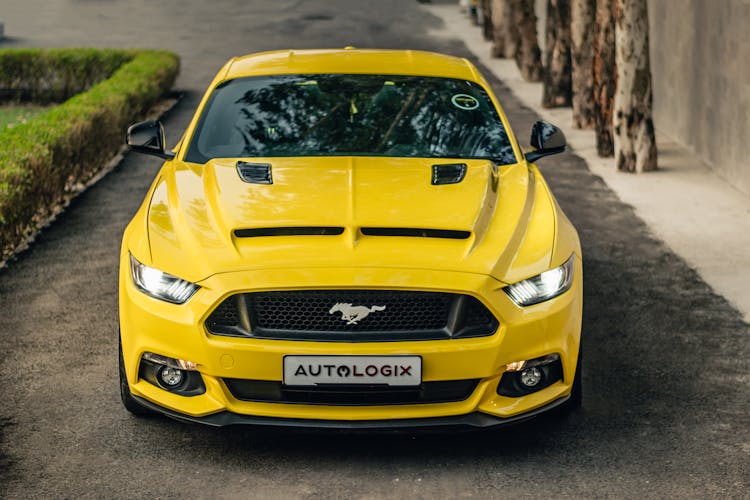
[329,303,386,325]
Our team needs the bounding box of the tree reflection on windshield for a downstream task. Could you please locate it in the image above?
[186,74,516,164]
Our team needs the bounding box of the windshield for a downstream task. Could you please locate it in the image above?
[185,74,517,164]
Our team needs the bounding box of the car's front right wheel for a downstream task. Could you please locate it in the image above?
[559,347,583,414]
[119,336,154,416]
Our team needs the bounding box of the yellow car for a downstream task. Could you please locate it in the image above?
[120,48,582,428]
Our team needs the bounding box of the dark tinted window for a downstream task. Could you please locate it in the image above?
[185,74,516,164]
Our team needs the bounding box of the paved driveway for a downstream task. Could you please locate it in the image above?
[0,1,747,497]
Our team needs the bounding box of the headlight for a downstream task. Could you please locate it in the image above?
[129,254,199,304]
[503,255,574,306]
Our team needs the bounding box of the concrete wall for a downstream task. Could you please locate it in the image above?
[648,0,750,195]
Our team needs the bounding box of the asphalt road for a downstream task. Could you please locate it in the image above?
[1,1,748,498]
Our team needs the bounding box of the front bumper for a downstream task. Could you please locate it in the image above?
[119,263,583,425]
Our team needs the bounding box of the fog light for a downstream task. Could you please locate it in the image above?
[138,352,206,396]
[158,366,185,387]
[498,353,564,397]
[520,367,542,387]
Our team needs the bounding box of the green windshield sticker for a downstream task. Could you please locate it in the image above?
[451,93,479,110]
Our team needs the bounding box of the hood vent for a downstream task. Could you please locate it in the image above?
[234,227,470,239]
[235,227,344,237]
[237,162,272,184]
[432,163,467,185]
[361,227,471,239]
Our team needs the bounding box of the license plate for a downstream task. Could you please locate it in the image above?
[283,355,422,387]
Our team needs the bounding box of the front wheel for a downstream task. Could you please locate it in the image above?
[559,347,583,413]
[119,336,154,416]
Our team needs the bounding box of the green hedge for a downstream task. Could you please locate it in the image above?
[0,49,180,260]
[0,48,136,103]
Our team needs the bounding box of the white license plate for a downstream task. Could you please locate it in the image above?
[283,355,422,387]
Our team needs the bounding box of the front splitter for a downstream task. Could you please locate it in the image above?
[131,394,571,429]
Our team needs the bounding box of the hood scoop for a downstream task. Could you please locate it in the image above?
[237,162,273,184]
[432,163,467,185]
[361,227,471,239]
[235,227,344,237]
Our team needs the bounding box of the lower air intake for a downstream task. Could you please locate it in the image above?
[224,378,481,405]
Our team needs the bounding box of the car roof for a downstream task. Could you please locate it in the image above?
[223,48,482,82]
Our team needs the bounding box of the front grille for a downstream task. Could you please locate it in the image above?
[224,378,480,405]
[205,290,499,341]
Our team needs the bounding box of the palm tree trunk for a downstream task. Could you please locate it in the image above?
[614,0,657,172]
[491,0,518,58]
[542,0,572,107]
[481,0,494,41]
[571,0,596,128]
[593,0,617,156]
[514,0,543,82]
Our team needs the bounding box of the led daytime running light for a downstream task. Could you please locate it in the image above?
[505,353,560,372]
[142,352,198,371]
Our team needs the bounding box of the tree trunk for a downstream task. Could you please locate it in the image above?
[614,0,657,172]
[491,0,518,58]
[514,0,543,81]
[469,0,479,25]
[593,0,617,156]
[481,0,494,41]
[542,0,572,107]
[571,0,596,128]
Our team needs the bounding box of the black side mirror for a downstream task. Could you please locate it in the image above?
[126,120,175,160]
[524,121,566,163]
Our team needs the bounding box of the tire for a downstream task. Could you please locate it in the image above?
[119,336,155,416]
[558,347,583,414]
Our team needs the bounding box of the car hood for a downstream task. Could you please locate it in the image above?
[144,157,555,284]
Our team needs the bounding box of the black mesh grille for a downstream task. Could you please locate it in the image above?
[224,378,480,405]
[205,290,498,341]
[256,291,450,332]
[208,299,240,328]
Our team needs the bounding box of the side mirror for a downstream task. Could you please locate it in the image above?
[524,121,566,163]
[126,120,175,160]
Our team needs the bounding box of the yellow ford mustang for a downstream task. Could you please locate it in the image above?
[119,49,582,428]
